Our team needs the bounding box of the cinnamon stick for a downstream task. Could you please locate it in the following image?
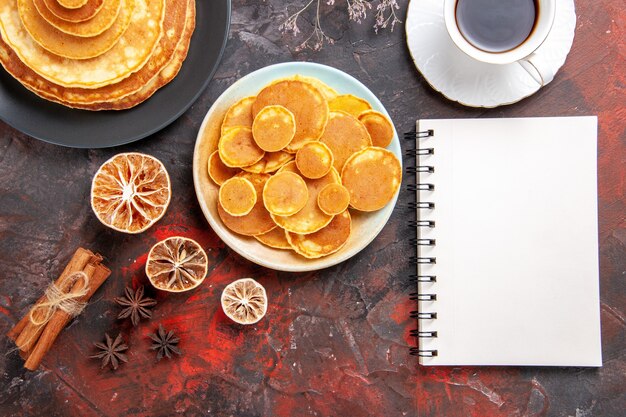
[7,247,94,341]
[24,263,111,371]
[14,253,102,354]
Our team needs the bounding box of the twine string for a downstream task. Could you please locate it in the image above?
[28,271,90,327]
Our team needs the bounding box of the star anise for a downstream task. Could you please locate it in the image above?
[149,324,181,361]
[115,285,157,326]
[91,333,129,370]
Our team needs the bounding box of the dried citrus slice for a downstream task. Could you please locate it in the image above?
[263,171,308,216]
[146,237,208,293]
[254,227,291,250]
[342,147,402,212]
[242,151,294,174]
[295,141,334,179]
[218,127,265,168]
[252,80,329,153]
[217,172,277,236]
[219,177,257,217]
[208,150,239,185]
[91,152,171,234]
[286,210,352,259]
[329,94,372,118]
[320,111,372,172]
[317,183,350,216]
[358,110,394,148]
[221,278,268,325]
[221,96,255,133]
[252,105,296,152]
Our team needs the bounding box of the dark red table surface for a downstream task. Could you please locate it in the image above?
[1,1,624,416]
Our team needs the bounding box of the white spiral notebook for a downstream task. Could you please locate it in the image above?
[409,116,602,366]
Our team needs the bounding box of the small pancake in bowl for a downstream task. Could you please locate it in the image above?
[217,172,277,236]
[286,210,352,259]
[242,151,293,174]
[221,96,255,133]
[252,80,329,153]
[254,227,291,250]
[271,161,340,235]
[320,111,371,172]
[341,147,401,212]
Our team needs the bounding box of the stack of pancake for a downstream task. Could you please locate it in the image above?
[0,0,195,110]
[207,76,402,259]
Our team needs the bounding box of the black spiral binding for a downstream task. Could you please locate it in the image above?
[405,129,438,358]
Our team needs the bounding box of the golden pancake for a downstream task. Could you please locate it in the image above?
[58,0,87,8]
[252,105,296,152]
[219,177,257,217]
[358,110,394,148]
[89,0,193,110]
[286,210,351,259]
[254,227,291,250]
[292,75,338,101]
[42,0,104,23]
[271,162,340,234]
[222,96,255,133]
[0,0,191,109]
[242,151,293,174]
[252,80,329,153]
[218,127,265,168]
[271,75,338,101]
[18,0,126,58]
[320,111,372,172]
[31,0,121,37]
[341,147,401,212]
[0,0,165,88]
[295,141,333,179]
[329,94,372,118]
[208,150,239,185]
[317,183,350,216]
[263,171,308,216]
[217,172,277,236]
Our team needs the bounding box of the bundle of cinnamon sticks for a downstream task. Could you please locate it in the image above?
[7,247,111,371]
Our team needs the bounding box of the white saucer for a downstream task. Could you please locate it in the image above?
[405,0,576,108]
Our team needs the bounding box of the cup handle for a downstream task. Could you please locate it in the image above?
[518,53,554,86]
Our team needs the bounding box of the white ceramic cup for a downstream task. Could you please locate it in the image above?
[444,0,557,85]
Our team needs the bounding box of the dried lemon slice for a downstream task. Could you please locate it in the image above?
[252,105,296,152]
[146,237,208,293]
[91,152,171,234]
[317,183,350,216]
[328,94,372,118]
[295,141,334,179]
[263,171,308,216]
[358,110,394,148]
[219,177,257,217]
[221,278,268,325]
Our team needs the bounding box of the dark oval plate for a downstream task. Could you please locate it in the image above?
[0,0,231,148]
